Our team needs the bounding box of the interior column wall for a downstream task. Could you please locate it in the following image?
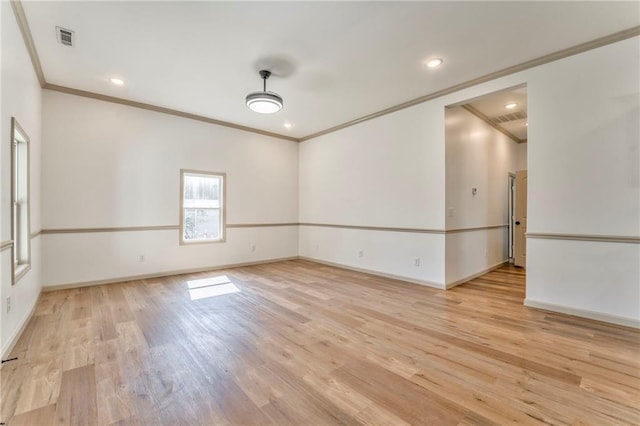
[523,37,639,325]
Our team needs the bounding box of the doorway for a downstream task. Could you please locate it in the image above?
[444,84,528,290]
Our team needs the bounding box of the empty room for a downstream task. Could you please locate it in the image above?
[1,1,639,424]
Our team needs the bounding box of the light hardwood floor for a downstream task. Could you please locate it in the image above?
[1,260,638,425]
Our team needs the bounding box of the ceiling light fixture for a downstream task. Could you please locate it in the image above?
[505,102,517,109]
[426,58,443,68]
[284,122,292,129]
[110,78,124,86]
[246,70,283,114]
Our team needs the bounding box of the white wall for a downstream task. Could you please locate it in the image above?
[41,90,299,287]
[516,142,527,171]
[445,230,507,286]
[444,106,521,285]
[299,226,445,286]
[299,36,639,324]
[298,100,447,287]
[445,106,520,230]
[527,239,639,325]
[1,1,43,357]
[527,41,639,237]
[523,37,639,325]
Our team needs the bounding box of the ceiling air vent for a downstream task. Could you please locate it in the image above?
[56,26,74,47]
[490,110,527,124]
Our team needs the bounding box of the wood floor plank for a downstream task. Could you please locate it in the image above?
[9,403,56,426]
[55,364,97,425]
[333,358,470,425]
[1,261,638,425]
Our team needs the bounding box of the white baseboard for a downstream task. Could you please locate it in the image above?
[445,261,509,289]
[297,256,445,289]
[1,293,40,363]
[524,299,640,329]
[43,256,299,292]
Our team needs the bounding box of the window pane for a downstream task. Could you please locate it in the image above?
[183,208,196,240]
[184,208,220,240]
[14,143,19,197]
[13,202,18,265]
[195,208,220,240]
[184,175,219,208]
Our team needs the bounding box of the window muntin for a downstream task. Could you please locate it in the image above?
[180,171,225,243]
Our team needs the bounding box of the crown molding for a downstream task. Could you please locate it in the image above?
[10,0,45,87]
[11,0,298,143]
[11,1,639,144]
[42,84,299,142]
[298,26,640,142]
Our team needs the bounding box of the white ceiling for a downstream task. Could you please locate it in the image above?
[23,1,639,138]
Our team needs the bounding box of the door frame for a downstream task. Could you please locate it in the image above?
[508,172,516,262]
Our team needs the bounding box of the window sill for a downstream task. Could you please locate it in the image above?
[180,238,226,246]
[14,263,31,284]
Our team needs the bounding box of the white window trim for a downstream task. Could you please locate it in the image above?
[179,169,226,245]
[11,117,31,285]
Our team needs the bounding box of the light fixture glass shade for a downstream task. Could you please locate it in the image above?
[246,91,283,114]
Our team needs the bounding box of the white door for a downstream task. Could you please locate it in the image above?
[514,170,527,268]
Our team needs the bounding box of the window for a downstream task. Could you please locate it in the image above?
[180,170,225,244]
[11,118,31,284]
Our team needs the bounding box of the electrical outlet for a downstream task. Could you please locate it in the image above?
[358,250,364,258]
[414,258,421,267]
[251,244,256,252]
[6,297,11,313]
[139,255,145,262]
[315,243,319,251]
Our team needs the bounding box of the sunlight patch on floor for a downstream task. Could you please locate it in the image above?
[187,275,240,300]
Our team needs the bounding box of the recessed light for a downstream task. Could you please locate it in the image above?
[426,58,443,68]
[284,122,292,129]
[505,102,517,109]
[525,122,528,126]
[110,78,124,86]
